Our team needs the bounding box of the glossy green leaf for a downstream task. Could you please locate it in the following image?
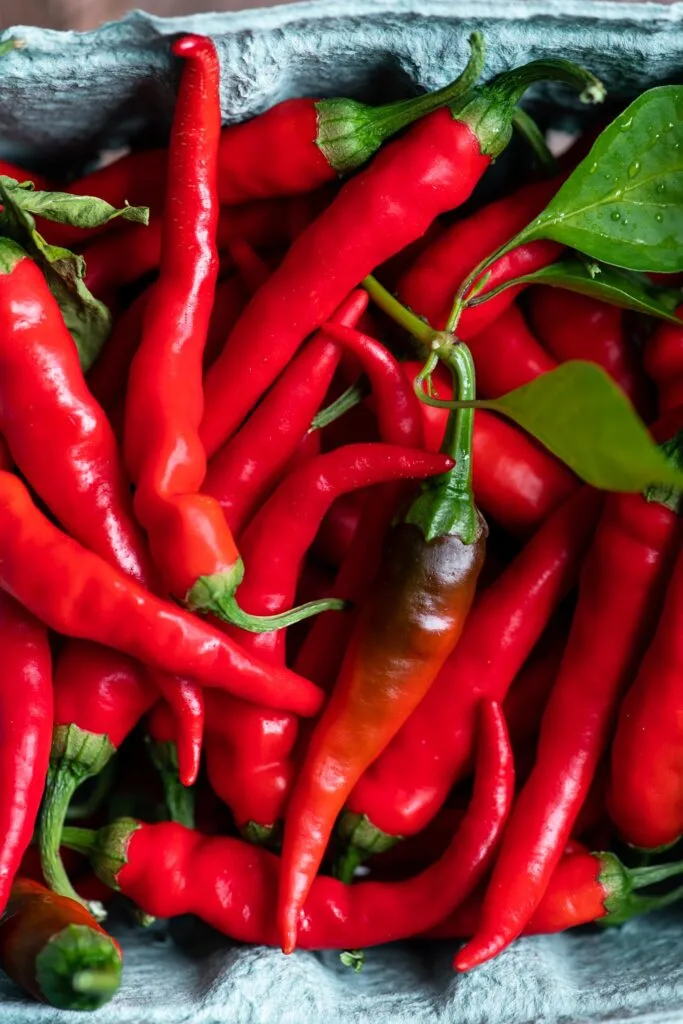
[0,180,111,370]
[467,256,683,322]
[0,176,148,229]
[520,87,683,272]
[483,361,683,491]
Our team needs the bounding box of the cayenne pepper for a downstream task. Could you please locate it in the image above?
[200,59,604,457]
[63,701,513,951]
[457,455,683,971]
[0,594,52,917]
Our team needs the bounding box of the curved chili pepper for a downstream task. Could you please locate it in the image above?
[39,643,157,907]
[279,340,487,953]
[0,469,323,716]
[124,37,341,637]
[457,476,682,971]
[425,848,683,942]
[503,623,565,752]
[609,439,683,849]
[402,360,577,536]
[313,491,366,567]
[203,290,368,534]
[529,287,652,415]
[0,878,121,1011]
[337,486,601,866]
[200,58,601,457]
[64,700,513,949]
[396,176,562,338]
[467,302,557,398]
[204,443,451,837]
[0,593,52,918]
[644,305,683,415]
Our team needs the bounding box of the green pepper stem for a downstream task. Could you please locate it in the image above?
[362,275,434,343]
[187,560,348,632]
[511,107,557,173]
[310,380,369,431]
[59,826,98,857]
[71,969,120,997]
[492,59,605,109]
[146,739,195,830]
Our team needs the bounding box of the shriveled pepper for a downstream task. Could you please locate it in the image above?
[0,878,121,1011]
[63,701,513,950]
[201,57,603,457]
[0,470,323,716]
[0,594,52,918]
[458,450,683,971]
[278,333,488,953]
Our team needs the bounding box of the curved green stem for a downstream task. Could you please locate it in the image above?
[512,107,557,173]
[59,825,97,858]
[187,560,348,632]
[146,738,195,829]
[362,275,434,343]
[311,380,369,431]
[66,760,116,821]
[492,59,605,109]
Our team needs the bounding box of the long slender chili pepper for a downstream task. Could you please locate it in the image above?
[0,878,122,1011]
[467,302,557,398]
[0,234,205,880]
[201,58,603,457]
[204,444,451,837]
[279,335,488,953]
[644,305,683,415]
[336,486,601,868]
[203,290,368,533]
[424,849,683,941]
[0,594,52,918]
[86,287,150,411]
[503,623,566,751]
[401,359,577,536]
[0,470,323,715]
[396,176,563,337]
[39,644,157,906]
[529,287,652,415]
[125,36,340,636]
[314,491,366,567]
[457,459,683,971]
[52,44,485,250]
[608,441,683,849]
[64,701,513,950]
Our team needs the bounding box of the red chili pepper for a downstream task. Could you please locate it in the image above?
[425,847,683,942]
[64,700,513,950]
[203,275,250,368]
[86,286,149,411]
[467,302,557,398]
[203,290,368,534]
[223,238,272,294]
[0,594,52,918]
[503,623,565,752]
[0,160,50,190]
[0,469,323,716]
[529,287,652,415]
[146,702,196,830]
[39,643,157,905]
[0,878,122,1011]
[313,491,366,567]
[608,439,683,849]
[279,337,489,952]
[204,443,452,837]
[200,58,600,457]
[644,305,683,415]
[396,176,562,337]
[402,360,577,536]
[457,480,682,971]
[337,486,601,865]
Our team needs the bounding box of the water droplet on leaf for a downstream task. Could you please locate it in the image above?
[627,160,641,179]
[610,211,621,222]
[656,182,666,194]
[619,117,633,131]
[655,212,664,223]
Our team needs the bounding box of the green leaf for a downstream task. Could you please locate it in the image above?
[0,38,24,58]
[0,176,149,229]
[467,255,683,322]
[520,86,683,272]
[0,180,111,370]
[484,361,683,492]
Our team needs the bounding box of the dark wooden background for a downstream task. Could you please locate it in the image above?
[0,0,294,31]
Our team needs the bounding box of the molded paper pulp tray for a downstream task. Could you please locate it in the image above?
[2,2,683,1021]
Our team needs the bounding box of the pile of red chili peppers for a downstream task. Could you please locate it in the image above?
[2,28,683,1012]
